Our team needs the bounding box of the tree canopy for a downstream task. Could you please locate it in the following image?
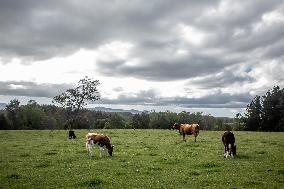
[244,86,284,131]
[53,76,100,111]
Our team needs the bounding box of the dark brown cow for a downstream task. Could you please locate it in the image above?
[86,133,114,158]
[222,131,236,158]
[172,123,199,142]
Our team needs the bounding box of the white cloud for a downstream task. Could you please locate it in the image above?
[177,23,209,46]
[94,41,134,62]
[253,10,284,33]
[0,49,96,84]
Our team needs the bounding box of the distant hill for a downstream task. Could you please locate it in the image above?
[0,103,6,110]
[91,107,142,114]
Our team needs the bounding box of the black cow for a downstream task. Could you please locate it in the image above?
[222,131,236,158]
[69,130,76,139]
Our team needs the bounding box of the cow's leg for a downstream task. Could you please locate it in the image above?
[86,141,90,154]
[229,144,233,157]
[87,143,93,157]
[99,146,106,158]
[86,140,94,157]
[228,144,231,157]
[224,145,228,158]
[183,133,186,142]
[194,133,197,142]
[99,146,102,158]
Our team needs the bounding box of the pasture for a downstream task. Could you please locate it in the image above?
[0,130,283,188]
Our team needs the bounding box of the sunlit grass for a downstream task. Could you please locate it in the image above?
[0,130,283,188]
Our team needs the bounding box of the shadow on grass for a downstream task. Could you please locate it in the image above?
[236,154,250,159]
[44,152,57,156]
[245,181,264,188]
[19,153,30,157]
[35,162,51,168]
[197,162,220,169]
[278,170,284,175]
[6,174,20,179]
[77,177,104,187]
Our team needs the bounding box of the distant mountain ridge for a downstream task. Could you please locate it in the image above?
[0,103,141,114]
[91,107,142,114]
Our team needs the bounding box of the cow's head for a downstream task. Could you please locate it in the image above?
[108,145,114,156]
[172,123,180,130]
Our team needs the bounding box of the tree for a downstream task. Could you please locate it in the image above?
[17,100,46,129]
[244,86,284,131]
[245,95,262,131]
[104,113,125,129]
[261,86,284,131]
[234,113,244,131]
[0,113,11,130]
[53,76,100,112]
[5,99,20,129]
[53,76,100,129]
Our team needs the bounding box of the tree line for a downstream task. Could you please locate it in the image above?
[0,100,235,130]
[242,86,284,131]
[0,76,282,131]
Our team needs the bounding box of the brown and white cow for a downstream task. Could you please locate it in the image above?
[222,131,236,158]
[172,123,199,142]
[86,133,114,158]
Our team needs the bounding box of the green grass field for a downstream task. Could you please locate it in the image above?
[0,130,283,189]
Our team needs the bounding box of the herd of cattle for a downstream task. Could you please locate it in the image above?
[81,122,236,159]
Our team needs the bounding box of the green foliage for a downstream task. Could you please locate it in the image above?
[53,76,100,111]
[0,130,283,188]
[5,99,20,129]
[0,100,236,130]
[17,100,46,129]
[244,86,284,131]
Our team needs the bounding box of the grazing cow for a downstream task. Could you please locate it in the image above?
[68,130,76,139]
[172,123,199,142]
[222,131,236,158]
[86,133,114,158]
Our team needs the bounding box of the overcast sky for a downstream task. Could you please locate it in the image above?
[0,0,283,117]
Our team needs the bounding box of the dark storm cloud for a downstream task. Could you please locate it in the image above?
[0,1,282,63]
[188,69,255,89]
[0,0,218,61]
[0,81,73,98]
[2,0,282,61]
[100,89,160,105]
[96,53,235,81]
[99,89,252,108]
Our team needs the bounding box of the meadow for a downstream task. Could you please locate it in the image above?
[0,129,283,189]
